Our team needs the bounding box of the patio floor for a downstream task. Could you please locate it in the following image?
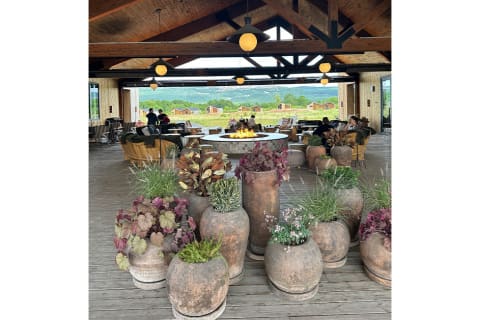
[89,133,392,319]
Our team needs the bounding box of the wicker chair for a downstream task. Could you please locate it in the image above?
[121,136,178,166]
[351,137,370,168]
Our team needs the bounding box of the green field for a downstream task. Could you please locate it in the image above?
[140,108,340,128]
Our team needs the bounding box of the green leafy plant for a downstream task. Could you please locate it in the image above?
[295,184,343,225]
[234,142,289,185]
[265,208,310,246]
[114,195,197,271]
[361,177,391,213]
[307,135,324,146]
[320,166,360,189]
[176,150,232,196]
[207,177,241,213]
[177,237,223,263]
[129,162,178,199]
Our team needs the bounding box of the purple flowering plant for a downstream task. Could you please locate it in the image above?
[113,195,197,270]
[234,142,289,185]
[359,208,391,251]
[265,208,310,246]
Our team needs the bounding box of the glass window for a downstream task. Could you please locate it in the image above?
[89,82,100,120]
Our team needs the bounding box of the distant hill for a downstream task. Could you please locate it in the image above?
[139,84,338,104]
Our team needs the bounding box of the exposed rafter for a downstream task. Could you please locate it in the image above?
[89,38,391,58]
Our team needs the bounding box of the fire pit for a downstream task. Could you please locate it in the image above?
[199,132,288,155]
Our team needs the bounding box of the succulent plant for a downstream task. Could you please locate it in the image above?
[207,177,241,213]
[176,150,232,197]
[177,237,223,263]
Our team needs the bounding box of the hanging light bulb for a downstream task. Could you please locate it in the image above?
[319,62,332,73]
[236,76,245,85]
[320,74,329,86]
[155,64,167,76]
[239,33,257,52]
[149,77,159,90]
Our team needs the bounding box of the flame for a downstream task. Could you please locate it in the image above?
[229,128,257,138]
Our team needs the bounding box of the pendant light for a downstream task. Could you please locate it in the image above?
[226,1,269,52]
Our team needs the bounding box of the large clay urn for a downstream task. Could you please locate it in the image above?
[335,186,364,245]
[306,145,326,170]
[309,220,350,268]
[314,157,337,175]
[264,237,323,301]
[200,206,250,284]
[331,145,353,167]
[166,255,229,319]
[128,240,168,290]
[242,169,279,259]
[184,192,210,231]
[360,232,391,287]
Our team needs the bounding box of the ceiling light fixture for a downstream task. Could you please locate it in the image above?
[235,76,245,85]
[154,60,168,76]
[319,62,332,73]
[320,74,329,86]
[149,77,159,90]
[226,1,269,52]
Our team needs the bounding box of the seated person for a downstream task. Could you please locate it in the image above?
[312,116,334,134]
[313,127,335,155]
[247,115,256,129]
[343,115,360,132]
[358,117,377,136]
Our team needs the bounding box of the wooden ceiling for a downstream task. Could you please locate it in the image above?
[89,0,391,87]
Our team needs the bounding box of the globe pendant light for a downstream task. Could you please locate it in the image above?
[226,16,269,52]
[319,62,332,73]
[236,76,245,85]
[149,77,159,90]
[155,64,167,76]
[320,74,329,86]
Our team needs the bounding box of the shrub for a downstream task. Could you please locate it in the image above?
[177,237,223,263]
[207,177,241,213]
[320,166,360,189]
[129,162,178,199]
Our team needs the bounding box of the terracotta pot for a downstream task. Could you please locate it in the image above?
[335,186,364,245]
[128,240,168,290]
[184,192,210,231]
[331,145,353,166]
[287,149,305,167]
[306,145,326,170]
[360,233,391,287]
[166,255,229,319]
[264,237,323,301]
[200,206,250,284]
[314,157,337,175]
[242,170,279,258]
[309,220,350,268]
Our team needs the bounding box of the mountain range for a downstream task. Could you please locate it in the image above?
[139,84,338,104]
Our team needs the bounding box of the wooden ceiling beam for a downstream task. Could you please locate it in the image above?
[89,0,143,22]
[261,0,316,39]
[338,0,390,40]
[90,63,390,78]
[119,75,358,87]
[90,38,391,58]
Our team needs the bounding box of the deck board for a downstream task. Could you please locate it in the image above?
[89,133,391,319]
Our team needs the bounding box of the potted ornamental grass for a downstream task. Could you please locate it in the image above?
[359,177,392,287]
[234,142,289,259]
[114,195,196,290]
[296,183,350,268]
[176,149,232,228]
[320,166,363,245]
[200,178,249,284]
[264,208,323,301]
[129,161,178,200]
[166,237,229,319]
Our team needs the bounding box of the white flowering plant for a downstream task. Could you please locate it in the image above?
[265,208,310,246]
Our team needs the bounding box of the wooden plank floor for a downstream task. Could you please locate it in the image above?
[89,133,392,319]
